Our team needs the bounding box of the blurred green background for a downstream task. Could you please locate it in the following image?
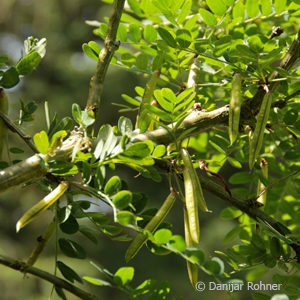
[0,1,280,299]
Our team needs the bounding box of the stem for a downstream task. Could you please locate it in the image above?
[0,110,38,153]
[86,0,125,113]
[0,253,99,300]
[27,219,57,267]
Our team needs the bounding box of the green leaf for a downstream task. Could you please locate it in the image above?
[59,238,86,259]
[274,0,287,14]
[260,0,272,16]
[50,130,67,148]
[117,211,136,226]
[283,109,298,125]
[154,229,172,244]
[81,110,95,127]
[232,0,245,19]
[199,8,217,26]
[0,67,20,88]
[9,147,24,154]
[16,51,42,75]
[49,161,78,176]
[122,142,152,158]
[118,116,132,134]
[206,0,227,16]
[204,259,223,275]
[154,90,173,112]
[223,0,234,5]
[117,23,127,42]
[104,176,122,196]
[177,0,192,24]
[55,287,67,300]
[227,157,242,168]
[121,94,140,106]
[270,237,282,259]
[246,265,268,281]
[128,0,143,16]
[135,53,148,70]
[113,190,132,209]
[33,130,49,154]
[72,103,82,125]
[229,171,252,184]
[176,29,192,48]
[220,207,243,219]
[223,226,242,243]
[57,261,82,283]
[129,24,141,42]
[168,235,186,252]
[157,27,177,48]
[79,226,98,244]
[102,225,123,236]
[59,215,79,234]
[152,145,166,158]
[186,248,205,264]
[144,104,174,122]
[82,43,99,61]
[55,117,73,132]
[113,267,134,286]
[83,276,111,286]
[144,24,157,43]
[246,0,260,18]
[132,193,148,213]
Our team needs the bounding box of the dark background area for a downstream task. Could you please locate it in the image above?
[0,1,279,299]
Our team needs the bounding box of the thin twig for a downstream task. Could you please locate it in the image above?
[272,89,300,108]
[253,168,300,202]
[0,253,99,300]
[86,0,125,114]
[0,110,38,153]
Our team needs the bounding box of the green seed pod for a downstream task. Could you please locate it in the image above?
[257,158,268,206]
[184,208,198,287]
[16,181,69,232]
[136,69,160,133]
[125,189,177,262]
[0,89,8,159]
[181,148,205,244]
[104,176,122,196]
[181,148,208,213]
[249,92,272,169]
[229,73,242,144]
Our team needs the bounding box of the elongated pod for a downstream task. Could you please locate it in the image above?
[184,207,198,287]
[16,181,69,232]
[257,158,268,207]
[181,148,200,244]
[181,148,208,213]
[229,73,242,144]
[125,189,177,262]
[0,89,8,159]
[249,92,272,169]
[135,69,160,133]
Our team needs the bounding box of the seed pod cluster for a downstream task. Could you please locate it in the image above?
[16,181,69,232]
[228,73,242,144]
[125,189,177,262]
[249,92,272,169]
